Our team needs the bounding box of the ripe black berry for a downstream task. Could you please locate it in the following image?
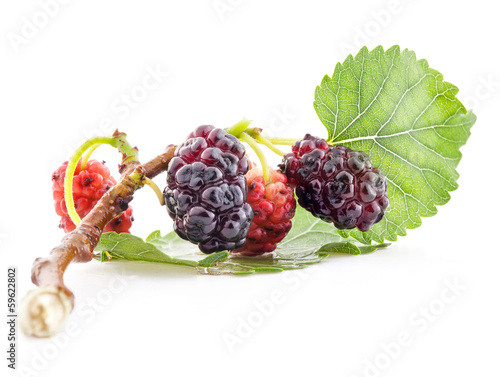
[164,125,253,253]
[279,134,389,231]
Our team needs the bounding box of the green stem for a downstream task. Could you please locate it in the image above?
[254,135,285,157]
[64,133,139,226]
[128,170,144,184]
[143,177,165,205]
[80,143,101,169]
[264,137,298,146]
[240,132,270,183]
[114,134,140,165]
[226,118,252,138]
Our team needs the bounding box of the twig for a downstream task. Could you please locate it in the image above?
[20,145,176,337]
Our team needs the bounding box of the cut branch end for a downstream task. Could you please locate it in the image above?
[20,286,73,338]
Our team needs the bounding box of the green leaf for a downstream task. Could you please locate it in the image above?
[94,200,389,273]
[143,228,330,273]
[198,251,230,267]
[94,225,331,275]
[95,232,200,267]
[276,205,389,257]
[319,242,389,255]
[198,252,329,275]
[314,45,476,243]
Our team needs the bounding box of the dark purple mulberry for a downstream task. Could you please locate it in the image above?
[279,134,389,231]
[164,125,253,253]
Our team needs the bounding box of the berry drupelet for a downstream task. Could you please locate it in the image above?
[52,160,133,233]
[279,134,389,231]
[233,168,296,256]
[164,125,254,254]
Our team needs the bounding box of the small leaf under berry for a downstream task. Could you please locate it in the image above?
[95,232,199,267]
[94,227,330,275]
[276,205,389,258]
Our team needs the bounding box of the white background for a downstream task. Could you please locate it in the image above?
[1,1,499,376]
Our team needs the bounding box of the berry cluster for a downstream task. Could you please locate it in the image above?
[233,168,296,256]
[164,125,254,254]
[51,128,389,256]
[280,134,389,231]
[52,160,133,233]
